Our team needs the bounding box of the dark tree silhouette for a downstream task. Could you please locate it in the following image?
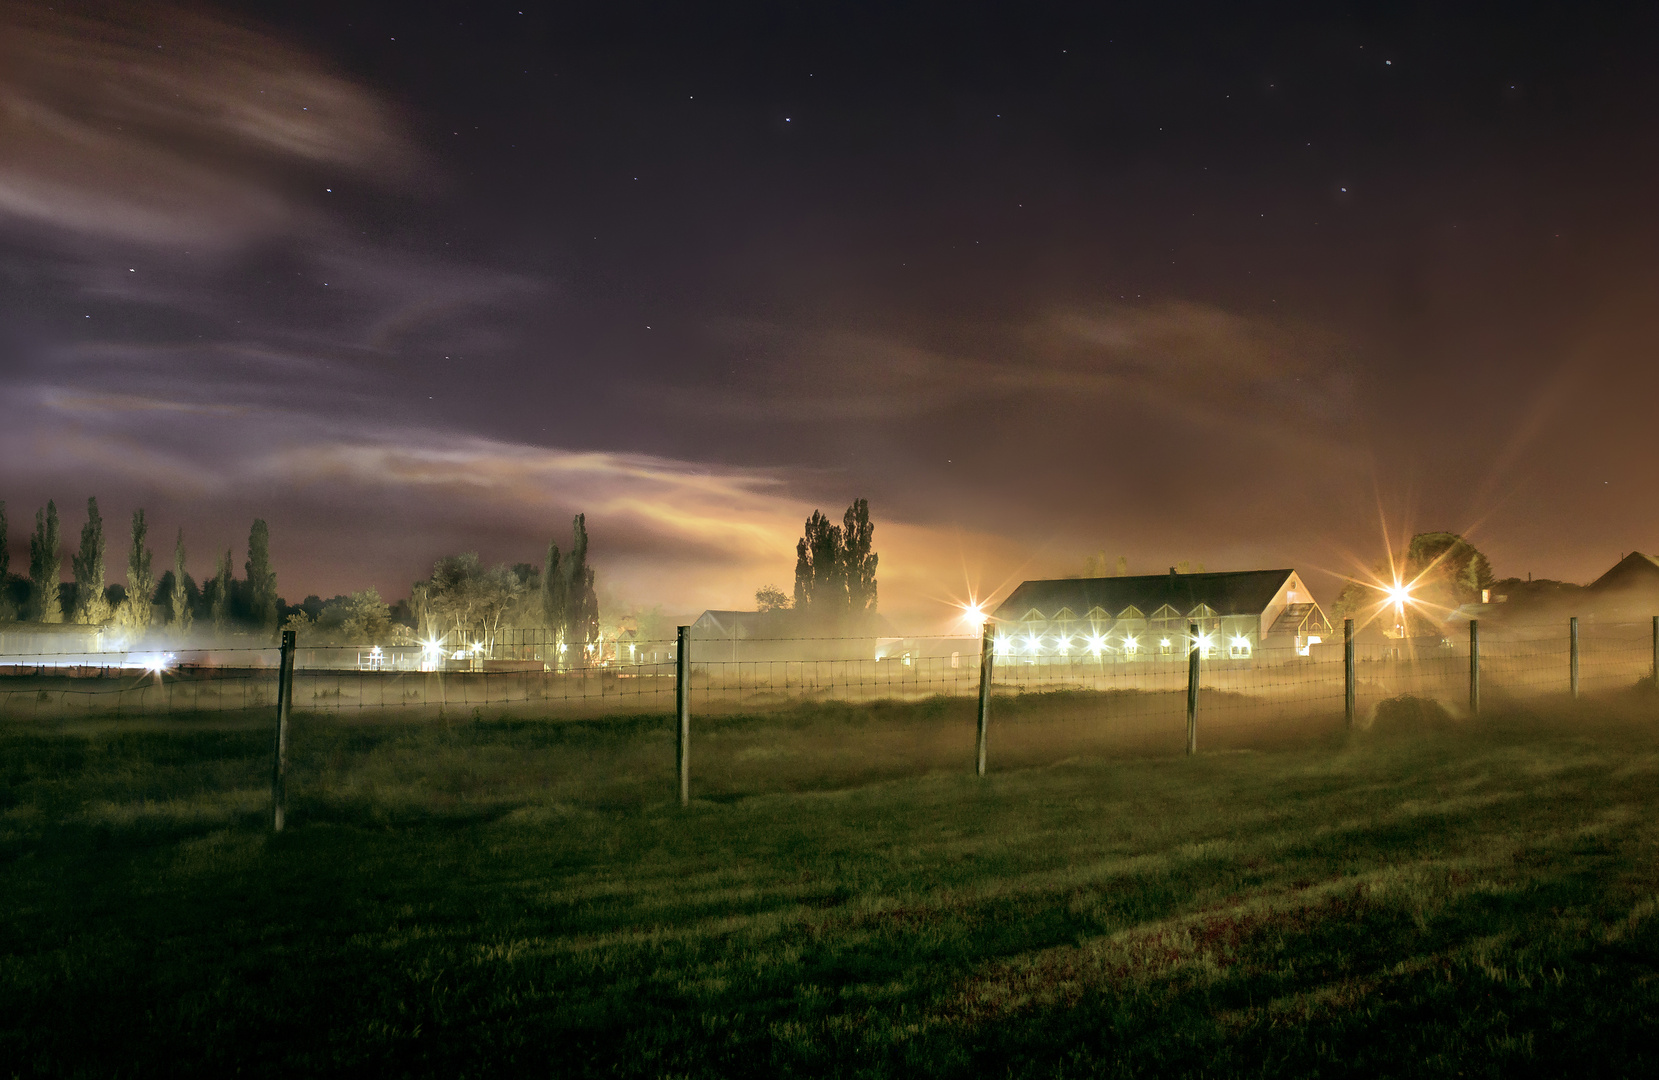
[245,519,277,637]
[793,499,879,624]
[71,497,109,624]
[27,501,61,623]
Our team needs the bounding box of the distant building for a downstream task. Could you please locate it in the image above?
[991,567,1331,662]
[0,621,115,666]
[689,609,897,663]
[1588,551,1659,594]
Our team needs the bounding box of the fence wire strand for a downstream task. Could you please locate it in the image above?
[2,626,1655,736]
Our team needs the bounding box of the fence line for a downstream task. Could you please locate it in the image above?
[4,615,1657,821]
[3,619,1656,725]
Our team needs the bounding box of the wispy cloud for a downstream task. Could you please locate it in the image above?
[670,301,1355,443]
[0,0,415,247]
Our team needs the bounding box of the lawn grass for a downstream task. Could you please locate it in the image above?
[4,693,1659,1076]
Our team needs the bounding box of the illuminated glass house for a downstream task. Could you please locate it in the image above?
[991,568,1331,662]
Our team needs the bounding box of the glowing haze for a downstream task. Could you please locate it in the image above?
[4,2,1659,628]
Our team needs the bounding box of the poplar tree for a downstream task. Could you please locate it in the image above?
[123,509,155,632]
[72,497,110,624]
[245,519,277,637]
[842,498,878,617]
[28,501,62,623]
[793,510,842,613]
[210,548,232,634]
[0,501,11,622]
[170,530,193,634]
[541,538,566,650]
[562,514,599,660]
[792,500,878,623]
[0,501,8,617]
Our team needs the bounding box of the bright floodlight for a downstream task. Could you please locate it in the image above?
[959,601,988,629]
[994,635,1011,656]
[1385,582,1412,606]
[1025,634,1042,654]
[1087,634,1105,654]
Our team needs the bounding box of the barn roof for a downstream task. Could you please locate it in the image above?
[1588,551,1659,592]
[995,569,1297,621]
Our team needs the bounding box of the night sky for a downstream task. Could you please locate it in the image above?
[4,1,1658,627]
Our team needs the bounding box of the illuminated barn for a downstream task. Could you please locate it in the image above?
[992,568,1331,662]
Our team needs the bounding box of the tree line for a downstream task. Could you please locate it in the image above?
[1,498,606,658]
[0,498,278,637]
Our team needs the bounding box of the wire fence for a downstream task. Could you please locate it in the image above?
[3,619,1654,730]
[6,616,1654,830]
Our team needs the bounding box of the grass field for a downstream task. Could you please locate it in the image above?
[4,692,1659,1077]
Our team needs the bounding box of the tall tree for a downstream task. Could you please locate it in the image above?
[28,501,62,623]
[72,497,110,624]
[562,514,599,660]
[122,509,155,633]
[0,500,10,622]
[842,499,878,617]
[415,553,525,655]
[792,500,878,623]
[541,538,566,646]
[210,547,232,634]
[475,568,524,656]
[793,510,843,613]
[245,519,277,637]
[170,530,193,635]
[317,590,392,645]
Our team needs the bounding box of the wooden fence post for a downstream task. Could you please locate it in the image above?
[1651,615,1657,689]
[1344,618,1356,730]
[976,620,994,776]
[1186,622,1200,755]
[271,629,295,832]
[676,625,690,806]
[1468,619,1480,716]
[1569,616,1580,700]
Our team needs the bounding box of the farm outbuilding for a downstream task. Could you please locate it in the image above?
[992,567,1331,662]
[689,609,899,663]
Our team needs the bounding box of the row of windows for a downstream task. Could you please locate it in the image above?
[994,630,1255,659]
